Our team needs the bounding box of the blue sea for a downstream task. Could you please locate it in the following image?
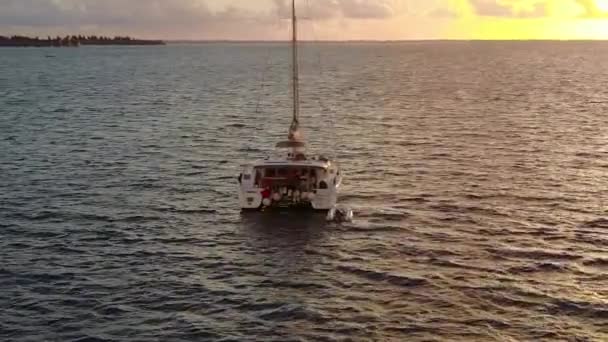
[1,42,607,341]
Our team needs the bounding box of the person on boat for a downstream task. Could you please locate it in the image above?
[259,187,272,208]
[261,187,271,199]
[310,174,317,190]
[299,174,308,191]
[293,168,302,180]
[254,170,261,187]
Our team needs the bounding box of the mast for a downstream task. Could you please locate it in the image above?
[289,0,301,141]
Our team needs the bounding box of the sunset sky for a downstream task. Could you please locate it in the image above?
[2,0,608,40]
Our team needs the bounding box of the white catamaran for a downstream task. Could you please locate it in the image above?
[238,0,342,211]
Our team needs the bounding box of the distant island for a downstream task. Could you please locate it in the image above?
[0,35,166,47]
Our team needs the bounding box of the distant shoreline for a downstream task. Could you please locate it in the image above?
[3,36,606,47]
[0,35,165,47]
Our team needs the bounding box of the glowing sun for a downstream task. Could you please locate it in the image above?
[596,0,608,12]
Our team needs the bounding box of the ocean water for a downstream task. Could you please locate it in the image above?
[1,42,607,341]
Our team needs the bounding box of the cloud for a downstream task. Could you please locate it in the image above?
[0,0,221,27]
[575,0,608,17]
[0,0,411,38]
[339,0,398,18]
[470,0,512,16]
[428,8,459,18]
[0,0,285,39]
[467,0,547,17]
[273,0,403,20]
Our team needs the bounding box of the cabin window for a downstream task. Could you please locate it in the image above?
[266,168,276,177]
[278,168,287,177]
[319,181,328,189]
[243,174,251,180]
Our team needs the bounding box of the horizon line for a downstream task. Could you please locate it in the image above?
[165,38,608,43]
[5,34,608,43]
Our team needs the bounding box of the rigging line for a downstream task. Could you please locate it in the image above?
[305,0,337,158]
[254,48,274,114]
[254,7,282,115]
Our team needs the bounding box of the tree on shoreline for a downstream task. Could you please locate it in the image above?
[0,35,165,47]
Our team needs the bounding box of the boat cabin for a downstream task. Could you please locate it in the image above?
[238,157,339,209]
[256,164,326,191]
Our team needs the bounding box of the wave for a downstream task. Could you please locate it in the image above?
[486,247,582,261]
[337,265,428,287]
[153,207,217,214]
[225,123,247,128]
[341,224,405,233]
[458,193,578,203]
[583,218,608,228]
[365,211,410,222]
[582,258,608,267]
[6,210,163,223]
[257,279,329,290]
[257,304,328,323]
[547,298,608,319]
[427,258,502,273]
[462,318,511,329]
[507,262,572,274]
[430,203,508,217]
[73,336,115,342]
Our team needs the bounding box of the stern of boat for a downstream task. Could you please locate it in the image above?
[238,165,263,210]
[239,189,263,210]
[237,156,341,212]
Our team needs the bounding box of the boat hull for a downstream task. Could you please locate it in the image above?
[238,188,338,211]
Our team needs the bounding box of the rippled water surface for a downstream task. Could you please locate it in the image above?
[1,42,607,341]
